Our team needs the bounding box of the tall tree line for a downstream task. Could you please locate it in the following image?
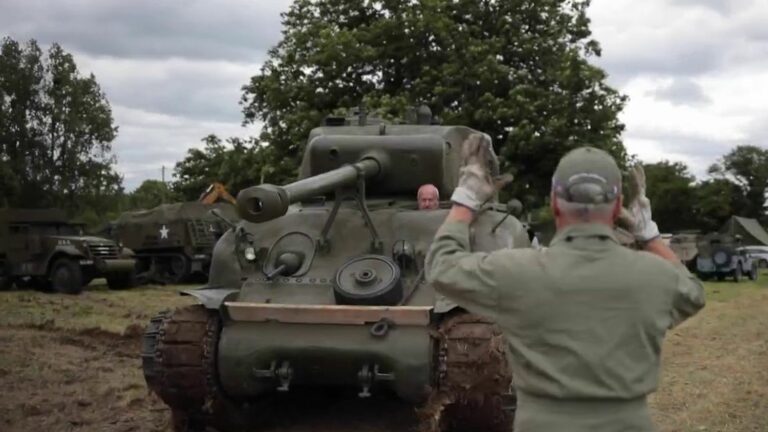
[2,0,766,232]
[0,37,121,217]
[240,0,628,208]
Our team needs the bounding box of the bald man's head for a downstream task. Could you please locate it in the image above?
[418,184,440,210]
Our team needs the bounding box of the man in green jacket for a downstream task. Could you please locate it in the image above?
[426,135,705,431]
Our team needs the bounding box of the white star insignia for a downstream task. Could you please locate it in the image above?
[159,225,169,239]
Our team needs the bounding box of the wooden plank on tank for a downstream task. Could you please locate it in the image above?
[224,302,432,326]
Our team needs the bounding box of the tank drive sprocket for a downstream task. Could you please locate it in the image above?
[421,311,515,432]
[141,305,232,431]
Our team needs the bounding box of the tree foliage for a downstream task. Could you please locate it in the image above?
[692,178,751,233]
[172,134,273,201]
[642,161,697,232]
[126,180,180,210]
[241,0,627,206]
[0,37,121,214]
[708,145,768,220]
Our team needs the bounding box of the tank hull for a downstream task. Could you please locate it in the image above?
[218,319,432,402]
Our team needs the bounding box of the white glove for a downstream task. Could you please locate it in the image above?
[626,164,660,242]
[451,134,496,211]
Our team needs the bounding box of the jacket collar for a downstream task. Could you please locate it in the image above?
[550,223,619,246]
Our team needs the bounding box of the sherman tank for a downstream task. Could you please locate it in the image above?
[141,109,531,431]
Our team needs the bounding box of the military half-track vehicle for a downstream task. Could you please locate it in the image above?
[695,233,759,282]
[0,208,138,294]
[141,111,532,431]
[111,202,239,284]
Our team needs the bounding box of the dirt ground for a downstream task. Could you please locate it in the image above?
[0,275,766,432]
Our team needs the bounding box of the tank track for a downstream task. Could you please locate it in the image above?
[420,312,515,432]
[141,305,229,432]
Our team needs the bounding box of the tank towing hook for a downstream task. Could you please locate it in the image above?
[357,363,395,398]
[253,360,294,391]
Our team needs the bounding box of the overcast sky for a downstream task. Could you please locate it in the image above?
[2,0,766,190]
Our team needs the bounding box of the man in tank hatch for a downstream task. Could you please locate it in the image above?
[417,183,440,210]
[425,134,705,432]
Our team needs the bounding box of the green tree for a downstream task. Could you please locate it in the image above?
[172,134,273,201]
[241,0,627,206]
[708,145,768,220]
[127,179,180,210]
[0,37,121,215]
[642,161,697,232]
[693,178,750,232]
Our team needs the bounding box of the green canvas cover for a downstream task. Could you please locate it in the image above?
[719,216,768,246]
[114,202,238,225]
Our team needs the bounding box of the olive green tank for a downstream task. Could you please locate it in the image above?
[141,109,532,431]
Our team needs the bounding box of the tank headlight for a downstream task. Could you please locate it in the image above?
[244,246,257,262]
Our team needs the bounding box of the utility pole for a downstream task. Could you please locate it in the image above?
[161,165,166,204]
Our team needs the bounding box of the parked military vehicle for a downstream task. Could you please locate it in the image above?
[695,233,759,282]
[141,109,531,431]
[0,208,137,294]
[738,245,768,268]
[669,232,699,270]
[110,202,238,284]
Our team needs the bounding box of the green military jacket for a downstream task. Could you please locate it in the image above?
[426,220,705,402]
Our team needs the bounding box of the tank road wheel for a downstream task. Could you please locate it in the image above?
[141,305,234,432]
[420,312,514,432]
[168,254,191,284]
[49,258,84,295]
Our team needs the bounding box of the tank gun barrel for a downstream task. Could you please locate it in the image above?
[237,157,383,223]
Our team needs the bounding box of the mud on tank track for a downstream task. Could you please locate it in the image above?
[142,305,515,432]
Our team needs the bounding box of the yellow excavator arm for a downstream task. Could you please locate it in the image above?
[199,182,237,205]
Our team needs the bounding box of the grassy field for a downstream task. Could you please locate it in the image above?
[0,281,195,334]
[0,273,766,431]
[649,272,768,432]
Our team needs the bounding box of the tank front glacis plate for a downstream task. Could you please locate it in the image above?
[217,321,432,402]
[235,205,525,307]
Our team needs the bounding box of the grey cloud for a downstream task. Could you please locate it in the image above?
[590,0,768,80]
[629,128,735,159]
[625,127,738,179]
[671,0,733,14]
[73,53,261,122]
[649,78,712,106]
[1,0,293,62]
[742,116,768,146]
[113,106,259,190]
[593,38,724,80]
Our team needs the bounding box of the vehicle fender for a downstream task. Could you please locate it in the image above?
[181,286,239,310]
[47,245,86,265]
[35,246,86,276]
